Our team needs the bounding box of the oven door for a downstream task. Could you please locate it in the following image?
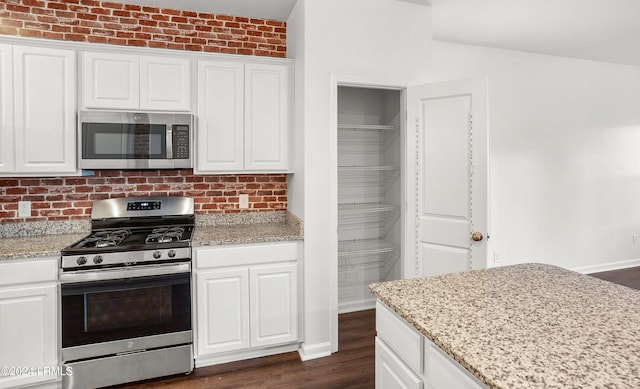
[60,262,192,362]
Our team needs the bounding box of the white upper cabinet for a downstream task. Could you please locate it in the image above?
[140,55,191,111]
[197,60,245,172]
[0,44,14,173]
[0,45,76,175]
[244,63,289,171]
[196,60,292,173]
[83,51,191,111]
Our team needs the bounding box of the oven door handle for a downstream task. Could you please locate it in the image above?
[59,262,191,284]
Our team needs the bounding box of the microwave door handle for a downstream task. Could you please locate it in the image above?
[166,126,173,159]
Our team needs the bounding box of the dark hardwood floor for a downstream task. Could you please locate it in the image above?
[115,266,639,389]
[589,265,640,290]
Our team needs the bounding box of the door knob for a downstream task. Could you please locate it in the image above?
[471,231,483,242]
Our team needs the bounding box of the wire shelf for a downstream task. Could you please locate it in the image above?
[338,238,396,257]
[338,124,399,131]
[338,202,397,215]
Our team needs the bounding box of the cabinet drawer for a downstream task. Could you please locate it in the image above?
[376,338,423,389]
[0,257,58,287]
[195,242,299,269]
[376,301,423,373]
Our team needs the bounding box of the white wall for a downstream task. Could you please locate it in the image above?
[431,41,640,273]
[287,0,432,358]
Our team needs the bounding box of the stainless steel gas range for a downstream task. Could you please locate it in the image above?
[59,196,195,389]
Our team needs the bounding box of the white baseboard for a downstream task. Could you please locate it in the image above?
[338,298,376,314]
[571,258,640,274]
[298,341,333,361]
[195,343,300,367]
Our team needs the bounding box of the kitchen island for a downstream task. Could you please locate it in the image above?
[369,263,640,389]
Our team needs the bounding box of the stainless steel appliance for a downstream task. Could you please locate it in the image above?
[60,196,195,389]
[78,111,193,169]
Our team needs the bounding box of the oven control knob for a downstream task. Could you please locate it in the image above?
[93,255,103,265]
[77,256,87,266]
[153,251,162,259]
[168,249,176,258]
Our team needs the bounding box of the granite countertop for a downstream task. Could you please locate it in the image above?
[0,233,87,260]
[193,221,302,246]
[0,211,303,261]
[369,263,640,389]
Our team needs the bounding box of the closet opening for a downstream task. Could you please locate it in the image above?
[337,85,404,314]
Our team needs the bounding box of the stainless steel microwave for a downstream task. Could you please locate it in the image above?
[78,111,193,169]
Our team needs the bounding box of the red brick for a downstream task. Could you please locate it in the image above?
[161,8,180,16]
[142,6,160,13]
[64,33,86,41]
[38,15,59,23]
[52,24,72,32]
[87,35,107,43]
[102,2,124,9]
[62,208,84,215]
[124,4,142,11]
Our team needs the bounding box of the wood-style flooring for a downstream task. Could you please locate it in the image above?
[115,266,640,389]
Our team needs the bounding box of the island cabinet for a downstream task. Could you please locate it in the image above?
[0,257,59,389]
[0,44,76,176]
[376,302,487,389]
[193,242,302,366]
[82,51,191,111]
[196,60,292,173]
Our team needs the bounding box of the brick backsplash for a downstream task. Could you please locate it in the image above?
[0,170,288,223]
[0,0,286,57]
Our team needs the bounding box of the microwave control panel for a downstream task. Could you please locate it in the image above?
[172,125,190,159]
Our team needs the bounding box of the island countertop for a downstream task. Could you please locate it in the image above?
[369,263,640,389]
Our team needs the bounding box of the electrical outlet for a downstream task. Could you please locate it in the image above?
[239,194,249,209]
[493,251,501,263]
[18,201,31,218]
[634,235,639,245]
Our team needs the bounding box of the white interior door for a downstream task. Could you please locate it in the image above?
[406,78,488,277]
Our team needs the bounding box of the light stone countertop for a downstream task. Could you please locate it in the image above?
[192,221,302,247]
[0,233,86,260]
[0,212,303,260]
[369,263,640,389]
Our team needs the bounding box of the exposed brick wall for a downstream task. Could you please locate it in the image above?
[0,170,288,223]
[0,0,286,57]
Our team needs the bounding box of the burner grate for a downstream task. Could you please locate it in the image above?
[78,229,131,248]
[145,227,186,244]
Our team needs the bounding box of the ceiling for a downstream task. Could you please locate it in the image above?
[112,0,640,67]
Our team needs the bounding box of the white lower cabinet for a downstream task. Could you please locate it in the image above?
[193,242,301,366]
[376,302,487,389]
[0,258,59,389]
[376,338,423,389]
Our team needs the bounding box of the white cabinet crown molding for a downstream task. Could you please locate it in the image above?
[0,35,294,66]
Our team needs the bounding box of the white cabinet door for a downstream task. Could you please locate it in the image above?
[376,338,423,389]
[196,267,250,355]
[426,343,486,389]
[249,263,297,347]
[140,55,191,111]
[0,285,57,389]
[196,60,244,172]
[0,44,13,173]
[13,46,76,174]
[244,63,289,171]
[83,51,139,109]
